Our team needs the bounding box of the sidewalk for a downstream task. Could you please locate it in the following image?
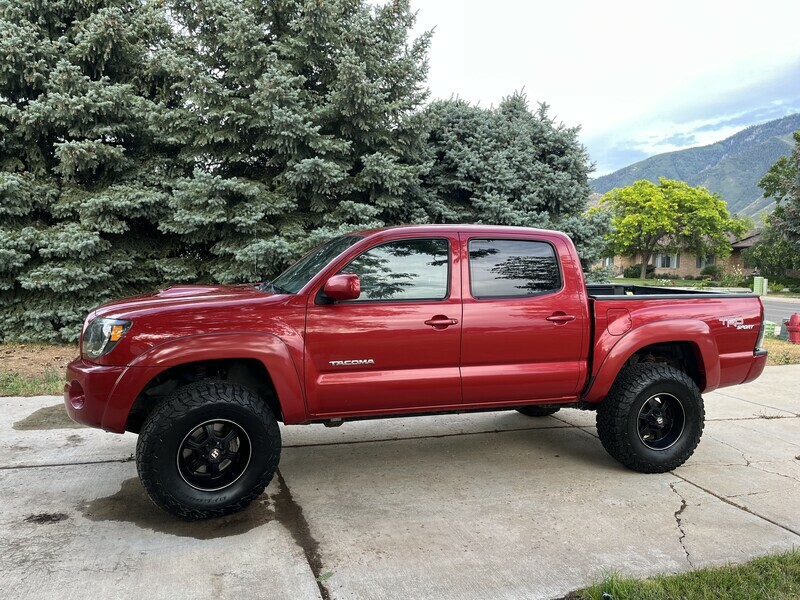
[760,294,800,304]
[2,366,799,599]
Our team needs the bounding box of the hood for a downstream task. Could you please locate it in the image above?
[91,284,279,321]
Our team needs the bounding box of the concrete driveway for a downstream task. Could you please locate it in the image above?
[2,366,799,600]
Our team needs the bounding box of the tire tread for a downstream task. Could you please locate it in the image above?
[136,381,280,520]
[596,363,704,473]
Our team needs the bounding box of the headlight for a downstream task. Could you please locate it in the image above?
[83,318,132,359]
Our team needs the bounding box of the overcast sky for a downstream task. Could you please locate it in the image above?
[410,0,800,176]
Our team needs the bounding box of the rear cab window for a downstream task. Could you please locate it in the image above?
[468,239,562,299]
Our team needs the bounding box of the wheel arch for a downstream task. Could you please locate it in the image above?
[102,333,307,433]
[583,320,720,404]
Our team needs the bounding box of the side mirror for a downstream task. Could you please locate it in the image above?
[324,273,360,302]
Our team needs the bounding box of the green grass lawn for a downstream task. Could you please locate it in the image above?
[569,550,800,599]
[0,368,64,396]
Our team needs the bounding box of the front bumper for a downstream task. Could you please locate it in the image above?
[64,358,127,431]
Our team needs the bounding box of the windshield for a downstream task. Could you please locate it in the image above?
[270,235,364,294]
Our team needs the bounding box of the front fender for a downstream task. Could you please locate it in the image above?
[582,319,720,404]
[101,332,306,431]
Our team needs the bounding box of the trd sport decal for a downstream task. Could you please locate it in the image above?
[329,359,376,366]
[718,316,756,330]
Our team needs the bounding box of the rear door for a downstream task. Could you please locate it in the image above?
[304,235,462,416]
[460,234,587,404]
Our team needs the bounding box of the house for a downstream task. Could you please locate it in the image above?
[601,230,761,279]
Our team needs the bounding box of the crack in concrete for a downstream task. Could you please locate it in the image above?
[706,434,751,466]
[273,470,330,600]
[672,472,800,539]
[709,391,800,417]
[669,483,693,568]
[707,415,800,422]
[729,422,800,450]
[0,456,135,471]
[726,491,770,499]
[750,464,800,485]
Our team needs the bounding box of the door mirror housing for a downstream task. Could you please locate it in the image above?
[324,274,361,302]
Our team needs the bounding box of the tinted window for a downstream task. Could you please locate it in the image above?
[342,239,449,301]
[469,239,561,298]
[272,235,363,294]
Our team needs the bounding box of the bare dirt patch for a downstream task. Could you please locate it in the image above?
[0,344,76,378]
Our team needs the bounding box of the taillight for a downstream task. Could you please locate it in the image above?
[755,319,765,351]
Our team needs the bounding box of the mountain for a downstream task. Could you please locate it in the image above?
[591,113,800,218]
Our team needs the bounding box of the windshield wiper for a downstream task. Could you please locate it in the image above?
[257,280,289,294]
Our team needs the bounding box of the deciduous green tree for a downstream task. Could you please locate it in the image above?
[600,179,749,279]
[750,130,800,280]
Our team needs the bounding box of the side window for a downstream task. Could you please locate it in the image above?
[341,238,449,301]
[469,239,561,298]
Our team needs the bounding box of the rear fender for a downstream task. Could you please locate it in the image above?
[101,333,306,431]
[582,320,719,404]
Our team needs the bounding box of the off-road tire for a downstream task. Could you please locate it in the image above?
[596,363,704,473]
[516,405,561,417]
[136,381,281,520]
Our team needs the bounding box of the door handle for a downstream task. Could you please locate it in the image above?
[425,316,459,329]
[546,314,576,324]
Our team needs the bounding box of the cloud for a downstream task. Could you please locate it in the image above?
[587,60,800,175]
[658,132,698,147]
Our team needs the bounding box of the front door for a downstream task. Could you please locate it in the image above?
[304,236,462,416]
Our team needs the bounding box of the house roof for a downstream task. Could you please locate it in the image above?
[730,229,761,250]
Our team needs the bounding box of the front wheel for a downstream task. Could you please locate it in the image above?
[136,381,281,520]
[596,363,704,473]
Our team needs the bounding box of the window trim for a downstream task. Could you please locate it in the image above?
[696,253,715,269]
[332,237,452,304]
[467,237,564,300]
[653,252,680,269]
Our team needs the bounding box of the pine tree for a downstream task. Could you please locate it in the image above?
[422,94,607,265]
[0,0,188,341]
[160,0,435,283]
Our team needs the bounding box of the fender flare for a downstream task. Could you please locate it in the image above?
[582,319,720,403]
[101,332,306,431]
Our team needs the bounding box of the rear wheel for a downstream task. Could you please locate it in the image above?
[596,363,704,473]
[136,381,280,520]
[516,405,560,417]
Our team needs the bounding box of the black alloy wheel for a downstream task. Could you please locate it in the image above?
[177,419,252,491]
[636,393,686,451]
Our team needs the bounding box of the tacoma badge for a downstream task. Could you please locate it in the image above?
[329,359,375,366]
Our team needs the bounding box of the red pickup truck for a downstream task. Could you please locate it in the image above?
[65,225,767,519]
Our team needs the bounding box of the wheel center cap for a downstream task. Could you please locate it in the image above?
[208,448,222,461]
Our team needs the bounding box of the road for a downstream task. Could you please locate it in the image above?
[761,297,800,330]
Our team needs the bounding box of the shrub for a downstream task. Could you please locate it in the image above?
[623,264,656,279]
[700,264,723,280]
[719,266,748,288]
